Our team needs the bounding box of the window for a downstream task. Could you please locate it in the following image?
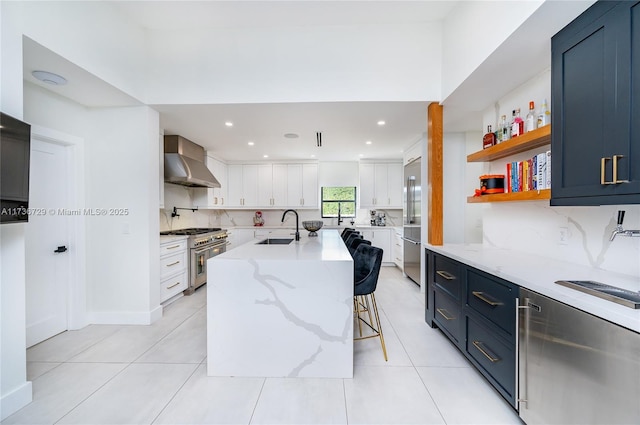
[321,187,356,218]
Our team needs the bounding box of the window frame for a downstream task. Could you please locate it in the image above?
[321,186,357,219]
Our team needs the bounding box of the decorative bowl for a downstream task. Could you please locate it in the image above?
[302,220,324,236]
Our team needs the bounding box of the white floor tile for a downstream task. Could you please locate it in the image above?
[251,378,347,424]
[136,309,207,364]
[68,326,166,363]
[2,362,126,425]
[57,363,197,424]
[344,366,445,424]
[154,364,264,425]
[353,308,412,366]
[26,362,60,381]
[385,310,470,368]
[26,325,121,362]
[416,366,521,425]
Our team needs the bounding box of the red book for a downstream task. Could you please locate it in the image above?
[506,163,512,192]
[518,161,523,192]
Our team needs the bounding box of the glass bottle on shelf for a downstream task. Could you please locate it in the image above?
[537,99,551,127]
[483,125,496,149]
[511,108,524,138]
[500,115,509,142]
[525,101,537,132]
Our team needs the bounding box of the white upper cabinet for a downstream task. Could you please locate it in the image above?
[227,164,259,207]
[271,164,288,207]
[287,163,318,208]
[359,162,403,209]
[193,155,228,208]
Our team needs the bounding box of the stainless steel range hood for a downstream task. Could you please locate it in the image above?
[164,135,220,188]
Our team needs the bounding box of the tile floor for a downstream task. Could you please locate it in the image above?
[3,267,522,425]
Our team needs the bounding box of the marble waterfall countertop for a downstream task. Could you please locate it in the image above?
[425,243,640,333]
[207,229,354,378]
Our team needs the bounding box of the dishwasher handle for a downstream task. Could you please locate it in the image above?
[401,237,420,245]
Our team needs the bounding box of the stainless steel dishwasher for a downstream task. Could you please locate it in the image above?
[518,288,640,424]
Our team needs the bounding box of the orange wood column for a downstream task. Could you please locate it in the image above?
[427,102,443,246]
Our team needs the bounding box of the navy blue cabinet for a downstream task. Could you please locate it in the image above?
[551,1,640,205]
[425,249,519,408]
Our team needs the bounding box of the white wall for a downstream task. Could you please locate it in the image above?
[14,1,147,101]
[146,23,442,104]
[442,131,483,244]
[85,106,161,324]
[0,2,32,419]
[441,1,544,101]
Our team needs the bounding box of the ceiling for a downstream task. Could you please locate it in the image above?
[22,1,460,162]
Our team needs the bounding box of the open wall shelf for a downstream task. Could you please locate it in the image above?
[467,189,551,203]
[467,125,551,162]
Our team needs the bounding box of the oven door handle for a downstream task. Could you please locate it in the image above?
[194,247,212,255]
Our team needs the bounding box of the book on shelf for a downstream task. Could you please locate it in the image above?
[505,152,551,194]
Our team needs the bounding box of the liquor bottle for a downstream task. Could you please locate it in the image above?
[525,101,537,132]
[483,125,496,149]
[537,99,551,127]
[511,108,524,138]
[500,115,509,142]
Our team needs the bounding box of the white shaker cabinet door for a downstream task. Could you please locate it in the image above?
[359,163,376,208]
[301,163,318,208]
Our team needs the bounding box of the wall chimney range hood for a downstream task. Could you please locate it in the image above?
[164,135,220,188]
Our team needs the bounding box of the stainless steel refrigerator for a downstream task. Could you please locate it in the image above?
[402,158,421,285]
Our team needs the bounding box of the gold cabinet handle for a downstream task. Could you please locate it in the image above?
[613,154,629,184]
[472,340,501,363]
[436,308,455,320]
[166,261,180,267]
[167,281,181,289]
[436,270,455,280]
[472,291,503,306]
[165,244,180,250]
[601,157,614,185]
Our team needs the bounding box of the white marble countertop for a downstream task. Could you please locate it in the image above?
[425,243,640,333]
[219,228,352,262]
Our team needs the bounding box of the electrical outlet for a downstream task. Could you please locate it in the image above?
[558,226,569,245]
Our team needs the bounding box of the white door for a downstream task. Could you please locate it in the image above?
[25,139,70,347]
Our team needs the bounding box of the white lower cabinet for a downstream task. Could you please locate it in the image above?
[393,228,403,270]
[358,228,392,264]
[160,237,188,303]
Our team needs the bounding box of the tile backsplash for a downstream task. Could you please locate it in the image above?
[482,202,640,278]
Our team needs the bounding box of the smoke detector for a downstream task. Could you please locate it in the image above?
[32,70,67,85]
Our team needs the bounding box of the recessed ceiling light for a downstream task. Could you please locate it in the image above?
[32,70,67,85]
[247,141,254,146]
[311,154,316,158]
[359,154,364,157]
[225,122,233,127]
[263,154,269,158]
[365,141,372,145]
[377,120,386,126]
[284,133,299,139]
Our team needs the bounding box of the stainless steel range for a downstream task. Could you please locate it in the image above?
[160,228,228,294]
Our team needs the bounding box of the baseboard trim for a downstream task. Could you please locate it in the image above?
[1,381,32,421]
[88,305,163,325]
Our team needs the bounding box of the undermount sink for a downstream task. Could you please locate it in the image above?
[256,238,294,245]
[555,280,640,309]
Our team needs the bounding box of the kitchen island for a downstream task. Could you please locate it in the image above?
[206,229,353,378]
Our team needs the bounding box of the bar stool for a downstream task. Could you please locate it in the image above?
[341,228,359,242]
[353,244,387,361]
[348,237,371,257]
[340,227,355,239]
[344,232,361,248]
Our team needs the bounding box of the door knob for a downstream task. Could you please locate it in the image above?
[54,246,68,253]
